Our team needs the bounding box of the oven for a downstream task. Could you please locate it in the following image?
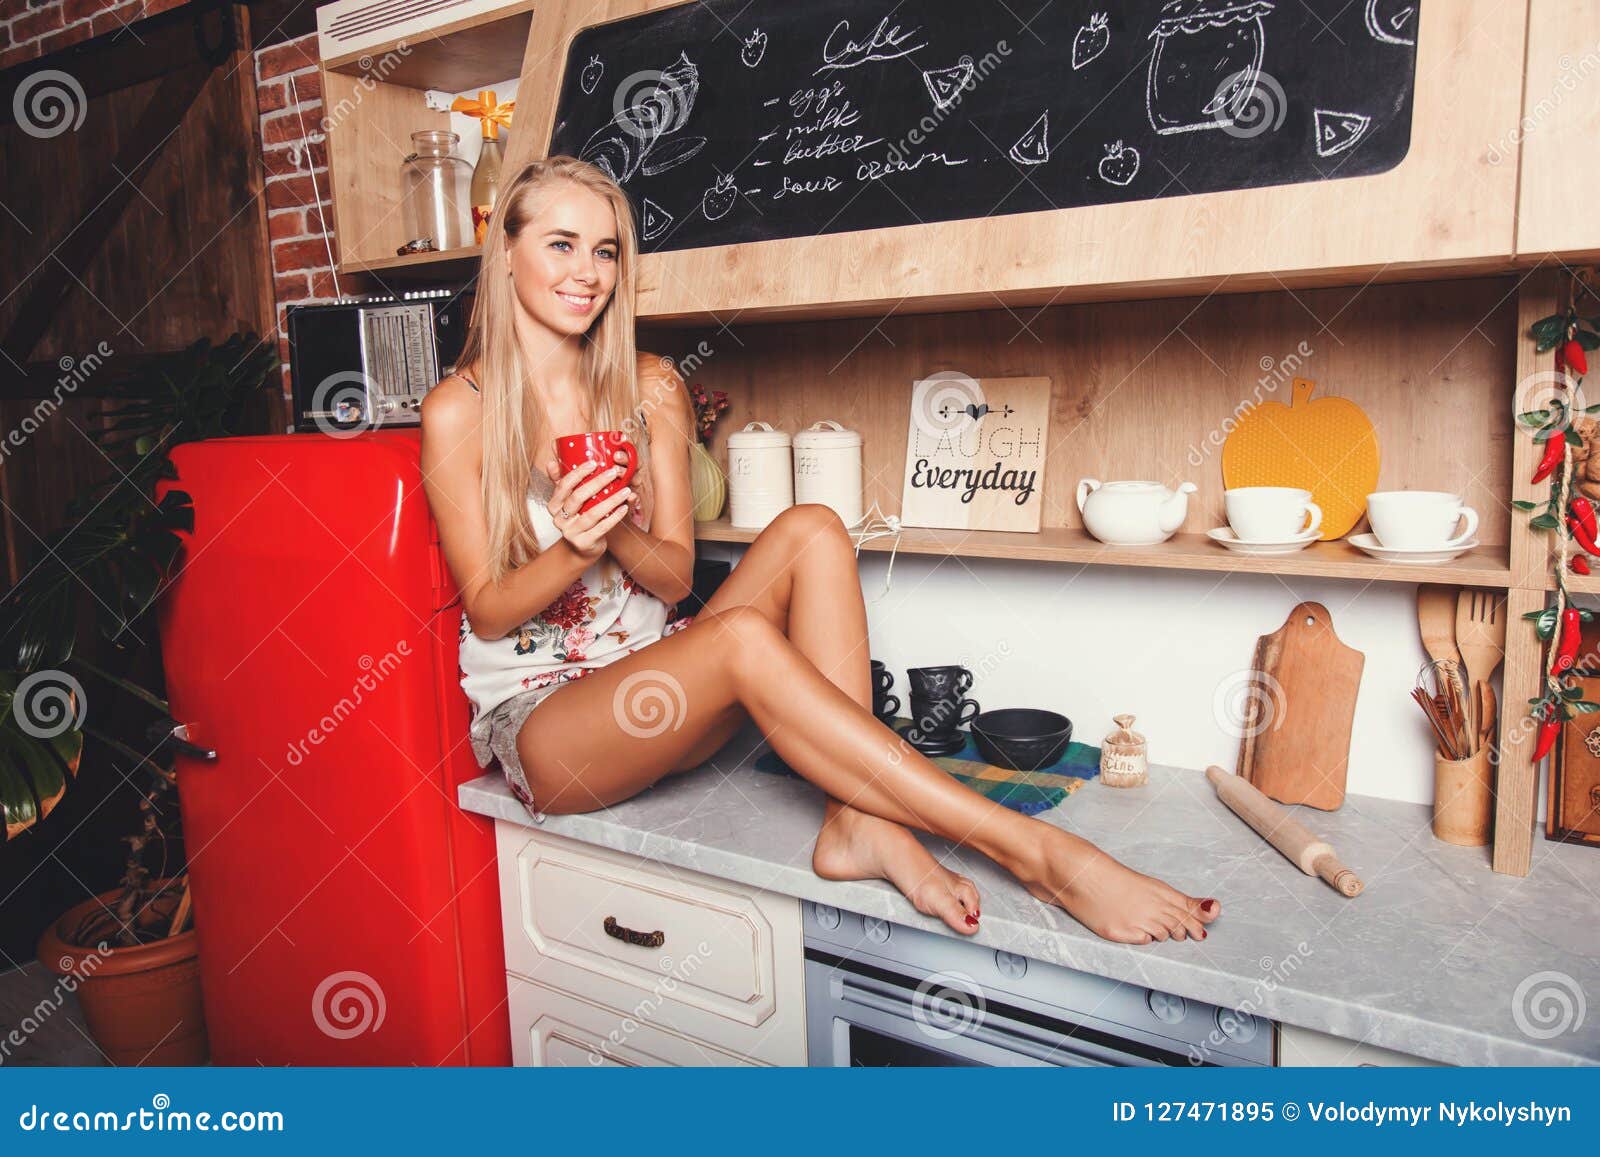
[803,903,1273,1067]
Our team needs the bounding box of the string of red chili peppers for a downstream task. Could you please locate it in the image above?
[1517,290,1600,761]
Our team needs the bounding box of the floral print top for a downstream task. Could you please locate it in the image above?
[456,468,688,727]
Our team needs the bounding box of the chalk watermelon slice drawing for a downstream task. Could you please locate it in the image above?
[922,56,976,111]
[1009,113,1050,166]
[1363,0,1416,45]
[1314,109,1371,157]
[640,198,673,242]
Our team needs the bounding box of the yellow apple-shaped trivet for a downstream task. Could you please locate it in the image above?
[1221,378,1380,540]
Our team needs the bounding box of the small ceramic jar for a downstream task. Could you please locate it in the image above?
[793,420,863,528]
[1100,714,1148,788]
[727,421,793,529]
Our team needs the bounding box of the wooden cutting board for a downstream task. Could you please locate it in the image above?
[1236,601,1364,811]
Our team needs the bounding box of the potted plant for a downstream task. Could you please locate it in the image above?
[0,333,277,1065]
[687,378,731,522]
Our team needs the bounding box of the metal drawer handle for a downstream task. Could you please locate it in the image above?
[603,916,664,949]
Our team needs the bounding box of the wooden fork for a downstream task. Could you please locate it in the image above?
[1455,589,1506,743]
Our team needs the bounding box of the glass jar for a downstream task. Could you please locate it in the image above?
[401,130,472,251]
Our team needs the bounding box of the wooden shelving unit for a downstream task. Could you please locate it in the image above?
[694,519,1514,590]
[317,0,536,279]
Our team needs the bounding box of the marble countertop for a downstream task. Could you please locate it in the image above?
[459,721,1600,1066]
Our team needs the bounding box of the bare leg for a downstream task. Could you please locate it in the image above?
[517,507,1220,944]
[683,506,981,934]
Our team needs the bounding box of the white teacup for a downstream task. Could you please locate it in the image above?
[1224,487,1322,542]
[1366,490,1478,549]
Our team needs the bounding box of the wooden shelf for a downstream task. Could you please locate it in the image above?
[693,519,1513,589]
[340,245,483,279]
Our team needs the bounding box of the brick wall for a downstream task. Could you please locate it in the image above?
[5,1,338,402]
[255,32,337,398]
[0,0,190,71]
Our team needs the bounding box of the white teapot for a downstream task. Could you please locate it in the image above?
[1076,479,1197,546]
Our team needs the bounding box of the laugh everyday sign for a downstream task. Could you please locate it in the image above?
[900,374,1052,533]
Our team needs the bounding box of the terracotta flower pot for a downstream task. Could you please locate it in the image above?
[37,881,208,1066]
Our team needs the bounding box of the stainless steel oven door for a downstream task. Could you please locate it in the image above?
[806,953,1196,1068]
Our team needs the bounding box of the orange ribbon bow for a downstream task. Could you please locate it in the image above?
[451,89,515,139]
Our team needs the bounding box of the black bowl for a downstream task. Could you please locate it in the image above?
[969,708,1073,771]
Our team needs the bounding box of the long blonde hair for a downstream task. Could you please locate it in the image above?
[459,155,648,583]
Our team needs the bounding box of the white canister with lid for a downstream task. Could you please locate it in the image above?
[727,421,793,530]
[793,420,863,528]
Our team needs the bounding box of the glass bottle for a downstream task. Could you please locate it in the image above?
[401,129,472,251]
[469,93,505,247]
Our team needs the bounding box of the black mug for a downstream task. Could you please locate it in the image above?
[909,688,980,739]
[907,665,974,701]
[870,660,900,723]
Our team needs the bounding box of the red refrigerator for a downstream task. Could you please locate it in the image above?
[156,430,509,1066]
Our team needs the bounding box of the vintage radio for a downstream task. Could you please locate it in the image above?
[287,288,472,433]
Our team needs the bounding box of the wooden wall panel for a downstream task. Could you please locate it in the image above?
[643,276,1519,545]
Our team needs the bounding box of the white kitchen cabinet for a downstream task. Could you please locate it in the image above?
[507,976,752,1067]
[1277,1022,1441,1067]
[495,822,807,1066]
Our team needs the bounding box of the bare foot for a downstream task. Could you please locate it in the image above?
[1016,827,1220,944]
[813,803,982,935]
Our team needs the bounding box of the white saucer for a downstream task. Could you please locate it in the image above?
[1347,533,1478,565]
[1206,527,1319,555]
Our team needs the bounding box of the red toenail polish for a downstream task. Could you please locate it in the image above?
[965,914,978,926]
[1200,929,1207,939]
[1202,898,1218,913]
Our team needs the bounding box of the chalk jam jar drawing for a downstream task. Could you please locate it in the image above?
[1146,0,1275,136]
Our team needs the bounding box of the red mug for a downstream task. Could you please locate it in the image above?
[555,430,639,513]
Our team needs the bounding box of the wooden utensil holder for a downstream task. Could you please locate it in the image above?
[1433,746,1493,847]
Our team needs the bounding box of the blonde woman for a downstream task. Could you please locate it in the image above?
[420,156,1221,945]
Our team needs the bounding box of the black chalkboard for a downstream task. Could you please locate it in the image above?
[549,0,1419,255]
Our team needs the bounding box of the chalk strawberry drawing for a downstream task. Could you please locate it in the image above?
[1072,13,1110,69]
[922,56,976,111]
[580,55,603,95]
[1009,112,1050,166]
[741,28,767,67]
[641,197,673,241]
[702,174,738,220]
[1313,109,1370,157]
[1363,0,1416,46]
[1098,140,1140,186]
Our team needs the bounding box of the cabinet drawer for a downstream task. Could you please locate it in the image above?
[507,976,750,1067]
[495,824,806,1065]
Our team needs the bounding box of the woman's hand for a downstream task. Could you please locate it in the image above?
[543,458,634,562]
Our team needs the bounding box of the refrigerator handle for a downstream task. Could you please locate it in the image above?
[148,718,218,762]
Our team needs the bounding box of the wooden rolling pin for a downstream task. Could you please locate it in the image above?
[1206,766,1364,897]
